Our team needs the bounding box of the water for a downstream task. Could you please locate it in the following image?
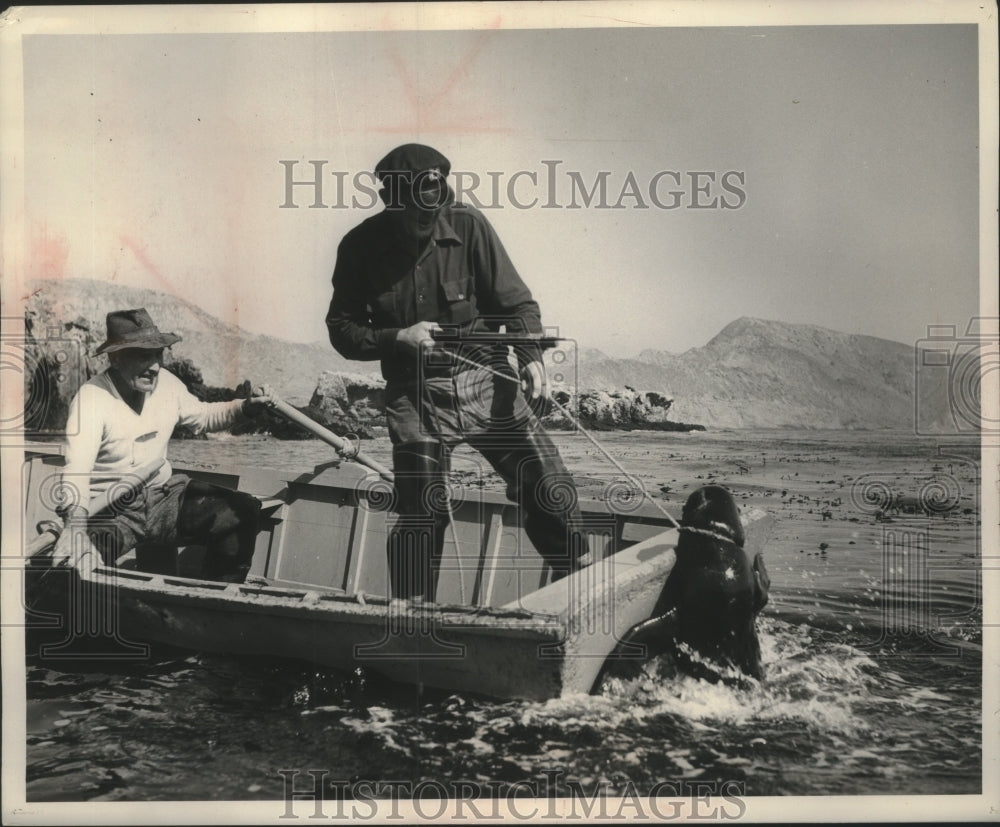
[24,430,984,800]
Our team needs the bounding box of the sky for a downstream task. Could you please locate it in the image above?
[0,7,997,820]
[8,4,990,358]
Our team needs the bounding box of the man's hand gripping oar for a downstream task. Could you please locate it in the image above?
[243,383,393,479]
[266,391,394,482]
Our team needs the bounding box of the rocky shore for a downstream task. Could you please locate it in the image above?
[543,388,704,432]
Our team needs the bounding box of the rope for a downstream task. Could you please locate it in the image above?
[544,392,681,530]
[436,347,747,551]
[337,433,361,461]
[446,350,683,532]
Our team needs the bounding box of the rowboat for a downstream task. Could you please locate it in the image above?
[22,444,774,701]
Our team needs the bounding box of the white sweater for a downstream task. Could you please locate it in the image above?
[61,368,244,510]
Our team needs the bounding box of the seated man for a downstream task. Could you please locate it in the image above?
[53,308,277,582]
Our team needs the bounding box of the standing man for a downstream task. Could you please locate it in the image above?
[326,144,590,601]
[54,308,277,582]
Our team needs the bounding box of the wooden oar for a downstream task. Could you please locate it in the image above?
[271,398,394,482]
[26,458,167,558]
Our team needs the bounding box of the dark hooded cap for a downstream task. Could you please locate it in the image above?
[95,308,182,355]
[374,143,453,209]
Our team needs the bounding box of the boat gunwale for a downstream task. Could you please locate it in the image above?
[56,545,574,635]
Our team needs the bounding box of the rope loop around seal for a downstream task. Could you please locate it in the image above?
[676,524,743,548]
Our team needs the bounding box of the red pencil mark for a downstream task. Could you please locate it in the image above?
[119,234,175,294]
[378,18,513,135]
[27,225,69,283]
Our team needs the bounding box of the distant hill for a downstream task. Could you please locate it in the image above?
[24,278,965,430]
[574,317,942,430]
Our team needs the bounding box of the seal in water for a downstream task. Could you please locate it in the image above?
[603,485,770,685]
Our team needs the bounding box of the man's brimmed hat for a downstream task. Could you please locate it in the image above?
[95,308,181,355]
[374,143,454,209]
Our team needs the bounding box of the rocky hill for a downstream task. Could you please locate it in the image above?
[24,278,359,405]
[578,317,930,430]
[21,278,964,432]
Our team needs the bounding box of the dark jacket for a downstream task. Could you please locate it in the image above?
[326,203,543,384]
